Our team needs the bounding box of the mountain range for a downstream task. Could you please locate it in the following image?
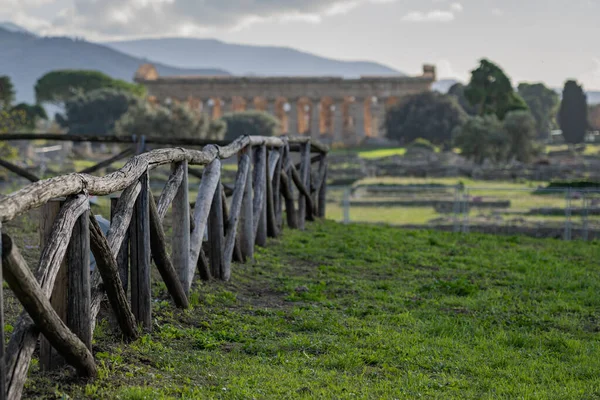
[102,38,401,78]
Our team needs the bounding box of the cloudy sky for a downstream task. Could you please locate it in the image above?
[3,0,600,89]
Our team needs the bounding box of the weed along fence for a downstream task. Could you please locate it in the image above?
[0,134,329,400]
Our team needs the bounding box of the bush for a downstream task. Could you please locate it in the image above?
[406,138,436,153]
[220,111,281,141]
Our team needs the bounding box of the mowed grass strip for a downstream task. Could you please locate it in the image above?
[20,220,600,399]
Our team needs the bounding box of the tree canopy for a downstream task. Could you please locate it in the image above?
[35,70,146,105]
[503,110,538,163]
[559,80,588,144]
[221,111,281,141]
[517,83,560,139]
[56,88,141,135]
[0,76,15,109]
[115,101,226,140]
[465,59,528,120]
[384,91,466,146]
[448,83,478,116]
[10,103,47,129]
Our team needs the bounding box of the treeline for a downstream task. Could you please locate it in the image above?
[0,70,280,142]
[385,58,592,164]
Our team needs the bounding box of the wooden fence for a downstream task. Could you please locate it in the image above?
[0,135,328,399]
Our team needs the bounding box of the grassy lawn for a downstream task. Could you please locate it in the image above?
[6,215,598,399]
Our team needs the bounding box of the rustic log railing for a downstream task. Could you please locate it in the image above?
[0,135,328,400]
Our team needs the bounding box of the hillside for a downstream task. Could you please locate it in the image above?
[103,37,402,78]
[0,28,230,103]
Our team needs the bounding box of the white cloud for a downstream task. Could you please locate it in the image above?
[492,8,504,16]
[450,3,463,12]
[401,10,455,22]
[579,58,600,90]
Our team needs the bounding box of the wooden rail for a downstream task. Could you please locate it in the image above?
[0,135,328,400]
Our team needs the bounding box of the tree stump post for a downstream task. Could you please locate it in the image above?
[39,199,68,371]
[129,170,152,331]
[171,161,190,293]
[208,182,225,280]
[111,197,129,292]
[67,208,92,350]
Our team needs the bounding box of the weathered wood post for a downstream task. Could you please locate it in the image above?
[297,142,311,229]
[223,153,250,280]
[39,199,67,371]
[239,146,254,261]
[208,182,225,280]
[282,144,298,229]
[129,170,152,331]
[67,207,92,350]
[253,145,267,247]
[110,197,129,292]
[0,223,5,400]
[171,161,190,292]
[317,153,328,218]
[266,149,279,238]
[273,146,284,231]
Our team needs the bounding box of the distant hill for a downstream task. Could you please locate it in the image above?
[102,38,402,78]
[0,28,230,103]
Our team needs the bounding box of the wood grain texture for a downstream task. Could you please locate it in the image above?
[156,163,185,221]
[239,148,254,261]
[88,214,139,340]
[129,171,152,331]
[223,154,249,280]
[1,234,97,378]
[168,162,190,291]
[189,159,221,290]
[208,183,225,280]
[110,198,129,293]
[107,182,141,255]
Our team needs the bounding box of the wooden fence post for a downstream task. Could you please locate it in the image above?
[171,161,190,292]
[0,223,5,400]
[318,154,328,218]
[253,145,267,247]
[39,199,67,371]
[273,146,284,231]
[130,170,152,331]
[110,197,129,292]
[208,183,225,279]
[67,208,91,350]
[297,142,311,229]
[239,147,254,261]
[283,144,298,229]
[266,150,280,238]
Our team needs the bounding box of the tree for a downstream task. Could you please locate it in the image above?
[517,83,560,140]
[56,88,141,135]
[0,76,15,109]
[384,91,467,146]
[10,103,47,129]
[453,115,508,164]
[220,111,281,141]
[35,70,146,105]
[115,101,225,140]
[558,80,588,144]
[465,59,528,120]
[589,104,600,131]
[503,110,538,162]
[448,83,478,116]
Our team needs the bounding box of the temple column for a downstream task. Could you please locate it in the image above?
[332,99,344,143]
[310,99,320,139]
[287,98,298,136]
[353,98,366,143]
[245,98,254,111]
[370,97,385,138]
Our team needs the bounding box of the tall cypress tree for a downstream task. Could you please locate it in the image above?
[559,80,588,144]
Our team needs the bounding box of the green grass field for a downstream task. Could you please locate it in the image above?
[5,214,598,399]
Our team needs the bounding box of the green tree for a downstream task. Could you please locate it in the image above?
[384,92,467,147]
[517,83,560,140]
[558,80,588,144]
[10,103,47,129]
[503,110,538,162]
[465,59,528,120]
[221,111,281,141]
[35,70,146,105]
[448,83,478,116]
[453,115,508,164]
[56,88,140,135]
[0,76,16,109]
[115,101,225,140]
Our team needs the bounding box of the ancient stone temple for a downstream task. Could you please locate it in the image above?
[134,64,436,145]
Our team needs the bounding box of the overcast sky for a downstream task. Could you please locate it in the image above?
[2,0,599,89]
